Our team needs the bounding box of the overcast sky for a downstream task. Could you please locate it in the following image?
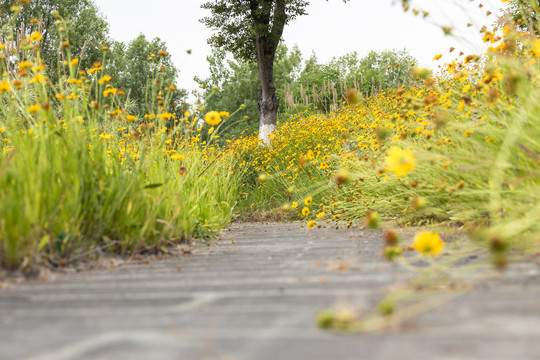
[92,0,506,92]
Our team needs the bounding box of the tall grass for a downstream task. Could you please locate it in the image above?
[0,11,240,270]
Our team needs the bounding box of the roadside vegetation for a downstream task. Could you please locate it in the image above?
[0,5,240,271]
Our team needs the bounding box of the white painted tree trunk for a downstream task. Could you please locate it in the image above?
[258,123,276,145]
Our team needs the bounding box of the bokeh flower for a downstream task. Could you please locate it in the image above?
[413,232,444,257]
[384,147,415,177]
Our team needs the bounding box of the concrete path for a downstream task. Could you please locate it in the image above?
[0,223,539,360]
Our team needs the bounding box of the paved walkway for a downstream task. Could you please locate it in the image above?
[0,223,539,360]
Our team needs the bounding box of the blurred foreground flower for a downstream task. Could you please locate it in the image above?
[413,232,444,257]
[384,147,415,177]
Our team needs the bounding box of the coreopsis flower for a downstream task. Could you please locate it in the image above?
[304,197,312,206]
[27,104,40,113]
[307,220,316,229]
[170,154,184,160]
[29,74,45,83]
[205,111,221,126]
[29,32,43,42]
[0,81,12,93]
[103,88,117,97]
[413,232,444,257]
[302,207,309,216]
[384,147,415,177]
[98,75,112,84]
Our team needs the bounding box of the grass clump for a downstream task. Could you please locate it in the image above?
[0,11,240,270]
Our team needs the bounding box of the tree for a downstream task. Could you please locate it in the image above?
[201,0,314,144]
[0,0,110,76]
[195,43,302,138]
[105,34,186,116]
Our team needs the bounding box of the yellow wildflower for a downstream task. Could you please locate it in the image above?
[103,88,117,97]
[29,74,46,83]
[384,147,415,177]
[27,104,40,114]
[307,220,316,229]
[304,197,313,206]
[170,153,184,160]
[205,111,221,126]
[302,207,310,216]
[29,31,43,42]
[413,232,444,257]
[98,75,112,84]
[0,81,12,93]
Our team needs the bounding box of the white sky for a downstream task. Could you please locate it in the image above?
[92,0,507,93]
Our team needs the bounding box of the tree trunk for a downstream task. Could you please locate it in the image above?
[257,64,278,145]
[248,0,286,145]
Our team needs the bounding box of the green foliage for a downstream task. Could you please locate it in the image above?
[288,49,418,113]
[105,35,187,116]
[200,0,308,60]
[509,0,539,33]
[0,0,110,75]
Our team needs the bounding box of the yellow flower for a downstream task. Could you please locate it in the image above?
[0,80,12,93]
[98,75,112,84]
[316,212,325,219]
[384,147,415,177]
[292,201,298,208]
[413,232,444,257]
[302,207,310,216]
[219,111,229,118]
[103,88,117,97]
[208,126,215,135]
[433,54,442,61]
[70,58,79,67]
[170,153,184,160]
[29,73,46,83]
[304,196,312,206]
[205,111,221,126]
[18,61,33,70]
[306,150,314,160]
[29,31,43,42]
[158,113,174,121]
[126,115,137,122]
[319,162,328,169]
[307,220,316,229]
[27,104,40,113]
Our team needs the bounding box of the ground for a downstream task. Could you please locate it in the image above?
[0,223,539,360]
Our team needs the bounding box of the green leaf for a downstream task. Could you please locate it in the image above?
[144,183,163,189]
[38,235,50,252]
